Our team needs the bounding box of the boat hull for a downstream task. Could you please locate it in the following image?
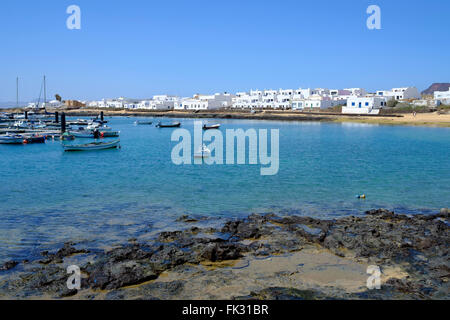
[63,140,120,152]
[0,138,23,144]
[68,131,94,138]
[156,122,181,128]
[203,124,220,130]
[100,131,120,137]
[0,135,24,144]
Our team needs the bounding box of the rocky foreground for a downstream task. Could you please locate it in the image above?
[0,209,448,300]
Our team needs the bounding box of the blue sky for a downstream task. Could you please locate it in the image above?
[0,0,449,102]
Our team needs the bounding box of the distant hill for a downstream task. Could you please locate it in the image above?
[422,83,450,95]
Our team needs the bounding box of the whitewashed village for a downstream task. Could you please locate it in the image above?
[28,85,450,114]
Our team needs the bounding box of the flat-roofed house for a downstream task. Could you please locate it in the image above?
[342,96,388,114]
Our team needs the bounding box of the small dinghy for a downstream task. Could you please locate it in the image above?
[100,131,120,137]
[87,123,112,131]
[155,121,181,128]
[0,134,24,144]
[68,130,95,138]
[60,132,75,141]
[134,120,153,125]
[203,124,220,130]
[194,144,211,158]
[63,140,120,152]
[23,135,45,144]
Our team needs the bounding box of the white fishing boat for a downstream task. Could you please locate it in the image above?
[0,134,24,144]
[194,144,211,158]
[134,120,153,125]
[63,140,120,151]
[87,123,112,131]
[11,120,29,129]
[68,130,94,138]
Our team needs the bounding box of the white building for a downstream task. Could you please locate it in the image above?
[43,100,63,108]
[376,87,420,100]
[139,95,179,110]
[344,88,367,96]
[434,87,450,104]
[292,95,341,110]
[181,93,233,110]
[98,98,124,109]
[342,96,388,114]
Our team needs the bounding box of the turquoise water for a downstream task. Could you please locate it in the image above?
[0,117,449,263]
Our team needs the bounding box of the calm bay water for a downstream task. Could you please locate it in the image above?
[0,117,449,263]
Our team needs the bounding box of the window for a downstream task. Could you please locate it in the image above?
[365,102,369,106]
[352,102,355,106]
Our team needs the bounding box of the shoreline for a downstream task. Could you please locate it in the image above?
[2,108,450,127]
[0,208,448,300]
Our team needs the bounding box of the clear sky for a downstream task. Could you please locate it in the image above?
[0,0,449,102]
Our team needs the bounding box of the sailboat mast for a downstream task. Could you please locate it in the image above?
[16,77,19,108]
[44,75,46,105]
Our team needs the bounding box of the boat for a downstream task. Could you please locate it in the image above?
[63,140,121,152]
[60,132,75,141]
[203,124,220,130]
[134,120,153,125]
[100,131,120,137]
[68,130,95,138]
[11,120,29,129]
[23,135,45,144]
[87,123,112,131]
[155,121,181,128]
[0,134,24,144]
[194,144,211,158]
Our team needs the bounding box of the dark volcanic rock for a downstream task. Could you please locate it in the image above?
[86,260,158,290]
[39,242,89,265]
[84,245,156,290]
[200,243,243,262]
[0,260,19,271]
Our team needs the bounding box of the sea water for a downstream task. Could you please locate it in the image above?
[0,117,448,263]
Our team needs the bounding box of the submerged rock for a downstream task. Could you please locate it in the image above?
[0,260,19,271]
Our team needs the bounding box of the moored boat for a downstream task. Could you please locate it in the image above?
[63,140,120,152]
[203,124,220,130]
[100,131,120,137]
[23,135,46,144]
[68,130,95,138]
[134,120,153,125]
[60,132,75,141]
[0,134,24,144]
[194,144,211,158]
[155,121,181,128]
